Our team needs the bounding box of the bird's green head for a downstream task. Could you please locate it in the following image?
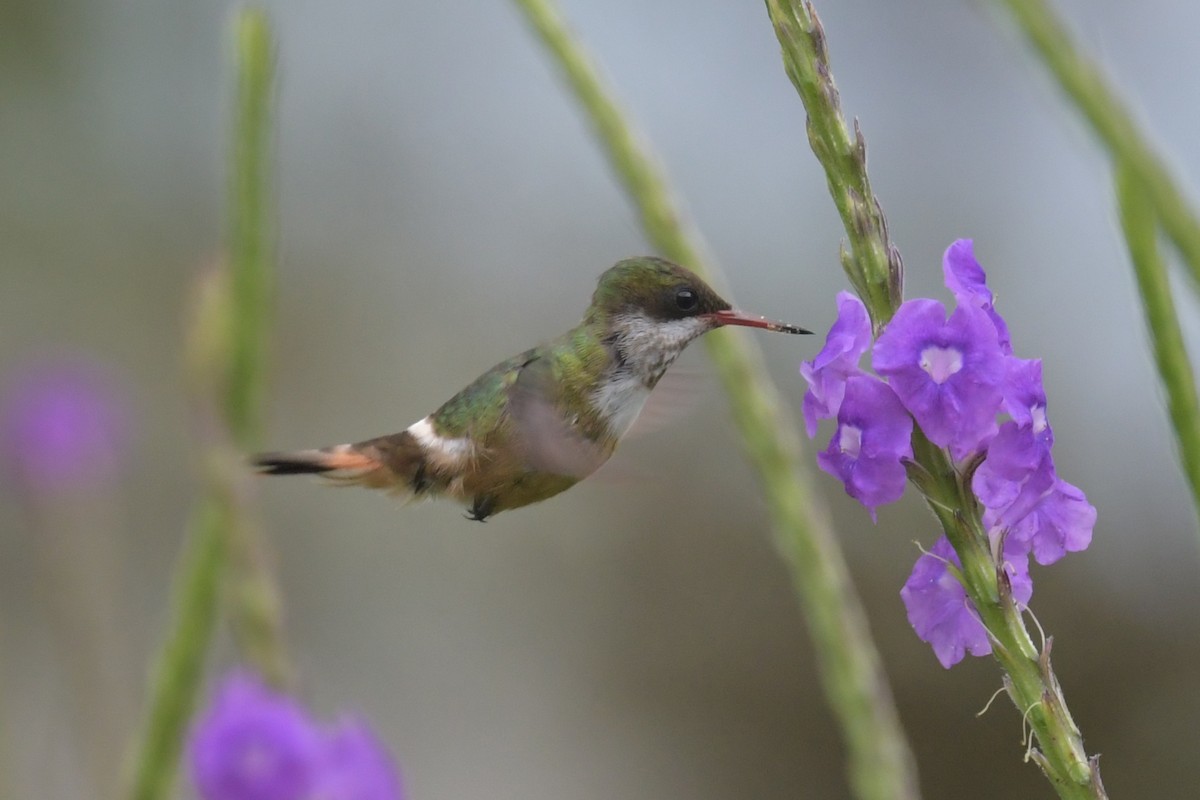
[584,257,809,335]
[585,257,730,325]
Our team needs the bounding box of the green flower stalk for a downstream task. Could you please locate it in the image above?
[126,500,227,800]
[510,1,919,799]
[770,0,1105,797]
[126,10,289,799]
[226,8,276,448]
[764,0,903,330]
[993,0,1200,545]
[1115,164,1200,531]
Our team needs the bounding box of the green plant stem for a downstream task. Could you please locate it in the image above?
[510,2,919,799]
[995,0,1200,292]
[125,11,287,799]
[1116,164,1200,533]
[764,0,902,330]
[125,500,227,800]
[227,8,275,447]
[213,8,292,689]
[766,0,1105,795]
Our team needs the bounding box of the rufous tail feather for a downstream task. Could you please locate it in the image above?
[253,443,392,490]
[252,433,427,494]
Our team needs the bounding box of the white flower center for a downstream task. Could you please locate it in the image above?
[919,346,963,384]
[1031,404,1048,434]
[838,424,863,458]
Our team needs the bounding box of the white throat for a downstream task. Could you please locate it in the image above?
[588,312,711,437]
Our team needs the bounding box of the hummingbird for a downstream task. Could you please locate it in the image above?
[253,257,808,520]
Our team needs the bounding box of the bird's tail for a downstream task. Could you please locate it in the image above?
[252,434,424,493]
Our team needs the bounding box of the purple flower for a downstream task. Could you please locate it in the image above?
[987,477,1095,566]
[314,718,405,800]
[1001,358,1051,445]
[900,537,989,669]
[189,671,403,800]
[800,292,872,436]
[189,672,323,800]
[972,421,1056,525]
[943,239,1012,355]
[872,298,1005,460]
[817,374,913,518]
[1,356,126,492]
[901,536,1032,669]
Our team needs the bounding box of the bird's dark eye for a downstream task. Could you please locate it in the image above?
[675,287,698,311]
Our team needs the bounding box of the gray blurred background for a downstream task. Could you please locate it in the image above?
[3,0,1199,797]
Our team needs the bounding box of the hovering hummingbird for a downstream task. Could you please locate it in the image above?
[254,257,808,520]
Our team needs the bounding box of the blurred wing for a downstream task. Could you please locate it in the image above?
[624,363,709,438]
[507,357,612,480]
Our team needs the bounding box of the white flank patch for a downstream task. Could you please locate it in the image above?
[407,416,474,467]
[590,372,652,439]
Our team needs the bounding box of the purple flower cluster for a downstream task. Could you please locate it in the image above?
[801,240,1095,668]
[189,670,403,800]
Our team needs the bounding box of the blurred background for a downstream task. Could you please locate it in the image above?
[3,0,1199,797]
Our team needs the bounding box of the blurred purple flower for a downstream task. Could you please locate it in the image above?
[872,298,1005,460]
[2,356,126,492]
[901,535,1032,669]
[816,374,913,519]
[800,292,873,437]
[189,670,403,800]
[189,671,322,800]
[314,718,406,800]
[942,239,1012,355]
